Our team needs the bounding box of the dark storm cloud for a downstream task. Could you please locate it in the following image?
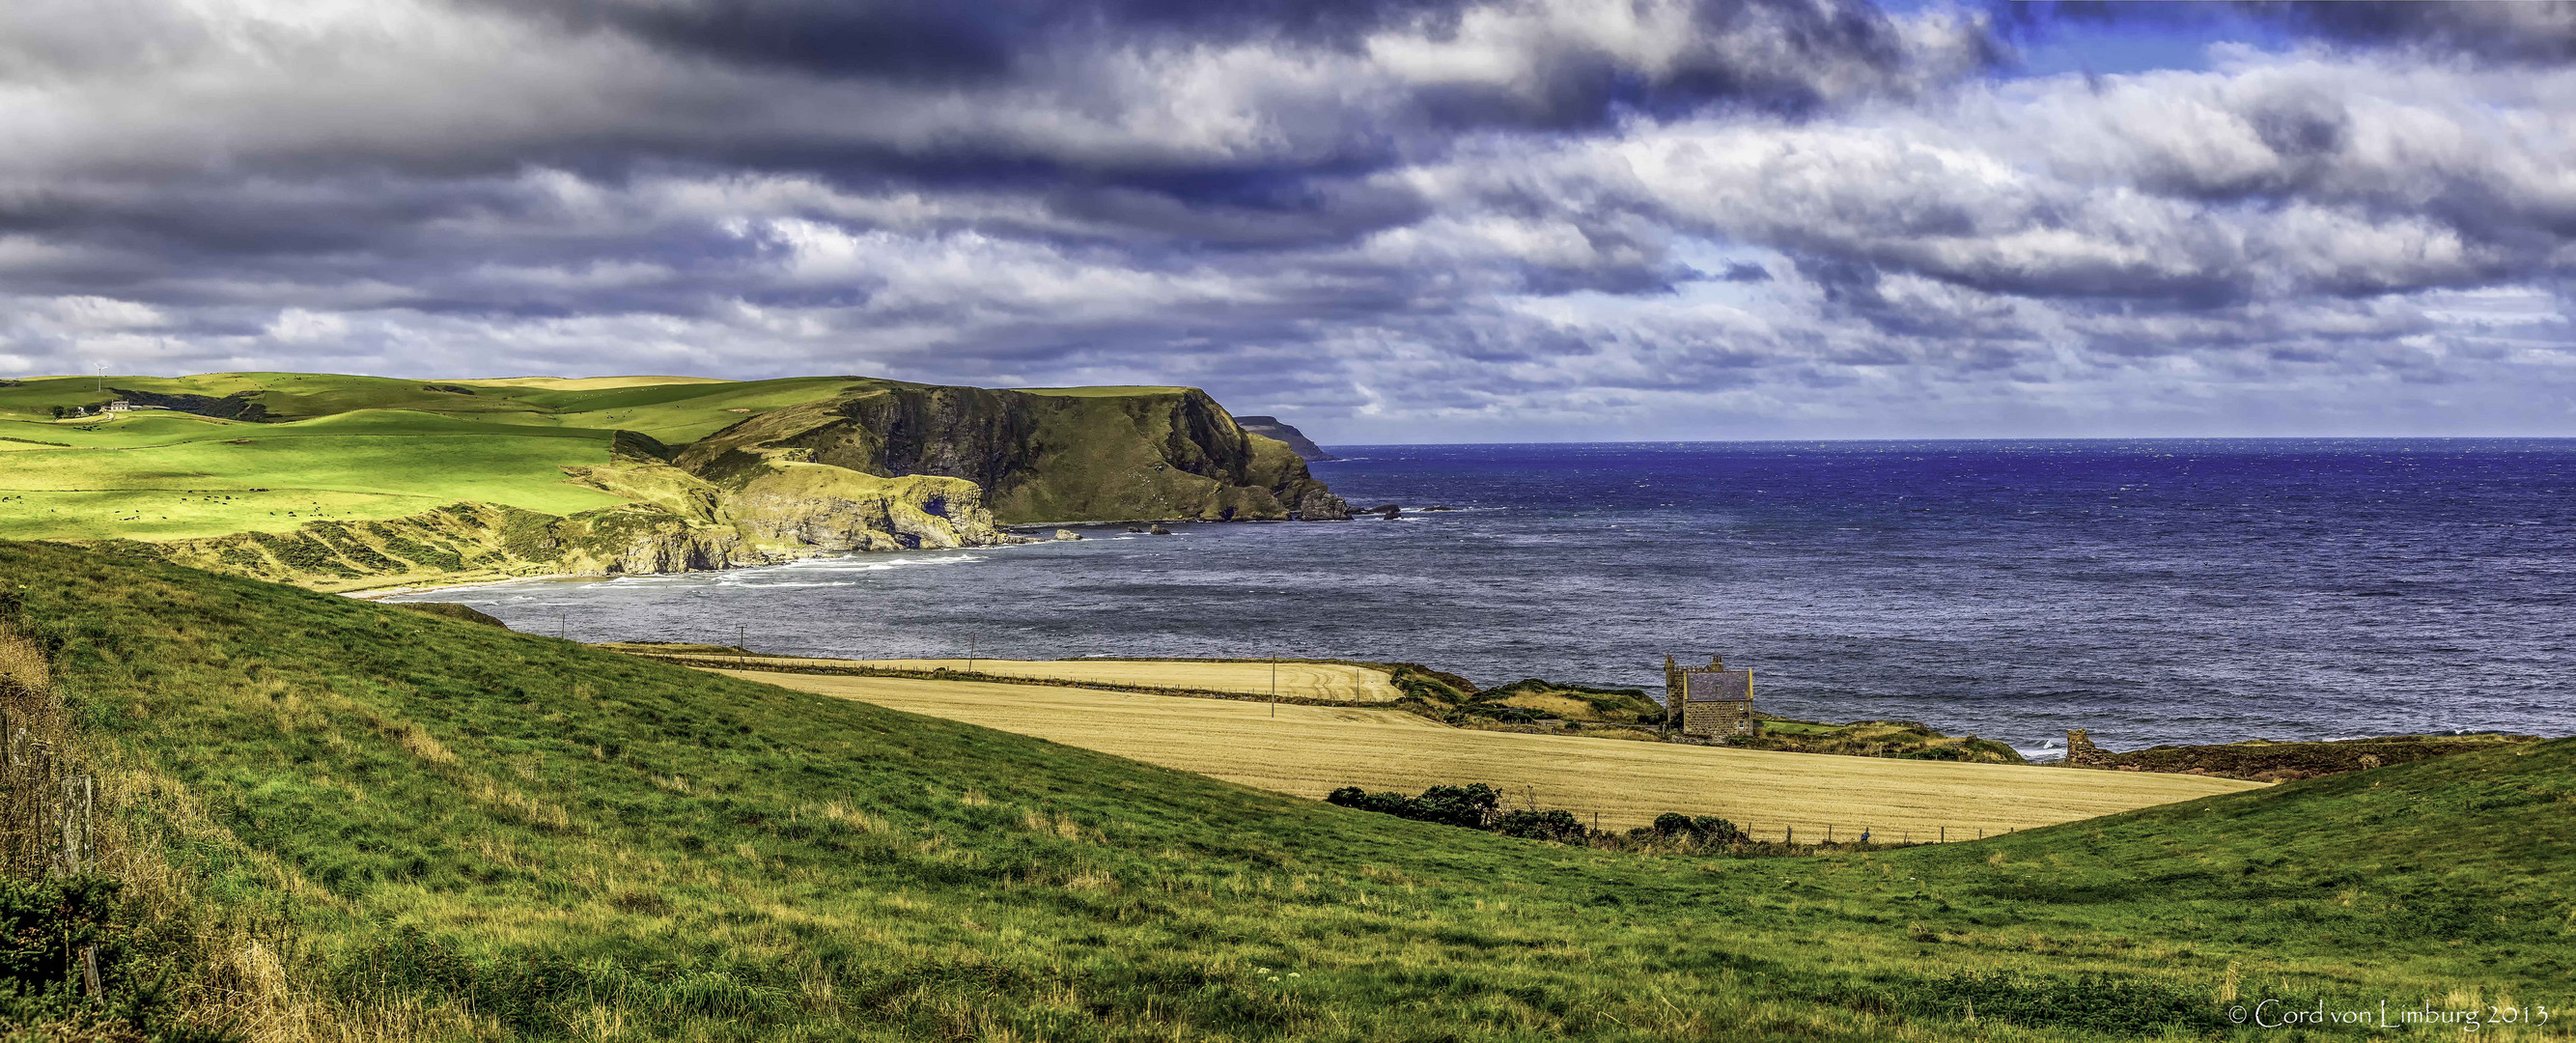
[487,0,1994,127]
[484,0,1465,81]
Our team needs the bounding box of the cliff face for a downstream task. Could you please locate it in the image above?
[676,383,1351,522]
[142,460,1016,592]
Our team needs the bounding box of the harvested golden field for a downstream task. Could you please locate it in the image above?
[714,669,2261,837]
[669,654,1402,702]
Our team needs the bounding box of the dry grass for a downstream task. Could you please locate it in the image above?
[0,626,45,698]
[712,669,2260,836]
[688,654,1403,703]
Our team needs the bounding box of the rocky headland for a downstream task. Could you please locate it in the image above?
[122,378,1351,590]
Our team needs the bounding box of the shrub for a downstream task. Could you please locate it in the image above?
[0,875,234,1042]
[1647,812,1747,843]
[1411,784,1500,829]
[1324,784,1501,829]
[1491,808,1588,842]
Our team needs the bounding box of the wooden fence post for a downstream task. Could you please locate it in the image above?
[61,774,91,874]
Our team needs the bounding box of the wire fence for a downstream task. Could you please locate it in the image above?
[1700,822,2012,845]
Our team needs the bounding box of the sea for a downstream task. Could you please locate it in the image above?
[386,439,2576,758]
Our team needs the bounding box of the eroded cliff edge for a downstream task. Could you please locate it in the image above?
[136,380,1349,590]
[676,383,1348,524]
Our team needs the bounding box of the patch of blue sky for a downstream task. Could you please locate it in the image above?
[1927,1,2301,79]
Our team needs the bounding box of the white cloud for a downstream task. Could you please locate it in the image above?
[265,307,350,344]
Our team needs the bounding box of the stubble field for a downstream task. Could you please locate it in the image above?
[710,668,2260,835]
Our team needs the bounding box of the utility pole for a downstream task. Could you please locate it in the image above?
[1270,654,1277,718]
[739,623,746,665]
[558,612,567,639]
[966,634,976,674]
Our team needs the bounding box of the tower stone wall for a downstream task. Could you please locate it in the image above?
[2064,728,2106,766]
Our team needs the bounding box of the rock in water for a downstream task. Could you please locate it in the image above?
[1053,528,1083,541]
[1294,488,1353,522]
[1148,524,1173,535]
[1373,503,1402,520]
[1233,415,1335,461]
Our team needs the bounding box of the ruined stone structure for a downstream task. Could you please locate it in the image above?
[2063,728,2107,766]
[1666,655,1755,738]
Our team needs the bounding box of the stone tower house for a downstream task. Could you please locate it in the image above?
[1666,654,1755,738]
[2063,728,2107,766]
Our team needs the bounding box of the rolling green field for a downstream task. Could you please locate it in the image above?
[0,410,627,540]
[0,372,858,443]
[7,540,2571,1042]
[0,373,876,543]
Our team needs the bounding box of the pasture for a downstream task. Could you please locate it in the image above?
[713,668,2259,834]
[0,371,865,441]
[0,409,625,540]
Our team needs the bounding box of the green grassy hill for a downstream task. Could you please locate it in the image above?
[0,373,1348,589]
[7,541,2569,1041]
[0,409,627,542]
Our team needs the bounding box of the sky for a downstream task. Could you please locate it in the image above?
[4,1,2575,441]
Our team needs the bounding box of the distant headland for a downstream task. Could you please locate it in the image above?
[1233,415,1335,461]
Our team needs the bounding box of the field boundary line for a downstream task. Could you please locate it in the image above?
[659,654,1406,712]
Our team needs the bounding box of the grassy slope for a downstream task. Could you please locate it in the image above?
[991,389,1308,523]
[446,377,734,391]
[13,541,2571,1041]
